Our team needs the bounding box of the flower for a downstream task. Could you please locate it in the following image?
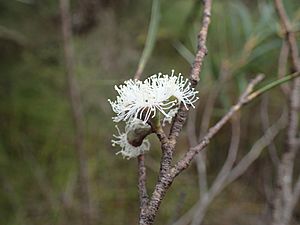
[112,120,150,159]
[108,70,198,123]
[146,70,199,109]
[108,79,176,123]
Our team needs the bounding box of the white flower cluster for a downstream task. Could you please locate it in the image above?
[108,70,199,159]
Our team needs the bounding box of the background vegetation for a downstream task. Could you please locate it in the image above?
[0,0,299,224]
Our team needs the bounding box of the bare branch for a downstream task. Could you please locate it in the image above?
[274,0,300,72]
[225,111,287,185]
[190,116,241,225]
[59,0,91,223]
[187,104,208,196]
[194,65,229,197]
[272,0,300,224]
[172,75,264,225]
[172,74,264,177]
[260,95,280,166]
[173,109,286,225]
[172,201,200,225]
[138,155,149,219]
[209,115,241,197]
[278,41,290,95]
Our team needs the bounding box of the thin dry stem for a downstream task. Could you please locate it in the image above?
[172,75,264,177]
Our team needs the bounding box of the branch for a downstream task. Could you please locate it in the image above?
[274,0,300,72]
[260,95,280,166]
[187,103,207,196]
[138,155,149,218]
[194,65,229,197]
[277,41,290,95]
[0,25,27,47]
[190,115,241,225]
[60,0,91,224]
[169,0,212,141]
[139,2,213,224]
[225,110,287,185]
[272,1,300,224]
[274,0,300,157]
[172,74,264,177]
[173,108,286,225]
[209,115,240,198]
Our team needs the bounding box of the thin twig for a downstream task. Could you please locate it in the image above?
[225,111,287,186]
[172,75,264,177]
[173,109,286,225]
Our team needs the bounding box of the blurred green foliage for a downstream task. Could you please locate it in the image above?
[0,0,299,225]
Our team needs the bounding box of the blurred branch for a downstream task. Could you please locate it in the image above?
[260,95,280,166]
[277,41,290,95]
[167,192,186,225]
[174,108,286,225]
[0,25,27,46]
[187,102,208,197]
[272,0,300,224]
[190,115,241,225]
[24,152,59,212]
[292,174,300,210]
[134,0,160,79]
[225,110,287,185]
[59,0,91,224]
[274,0,300,72]
[209,115,241,197]
[194,65,229,197]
